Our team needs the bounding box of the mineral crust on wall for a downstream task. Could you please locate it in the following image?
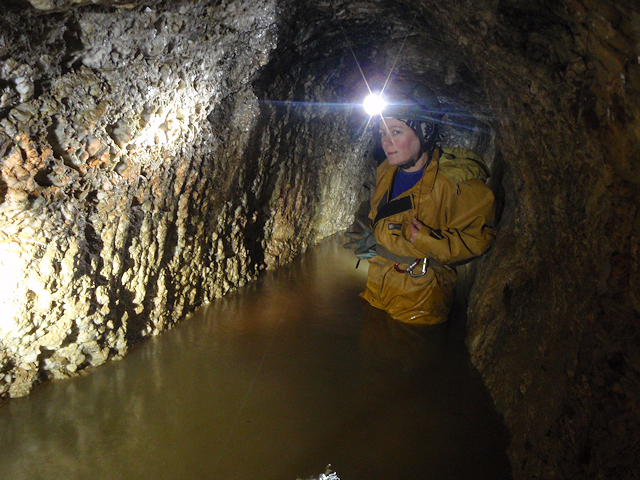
[0,1,370,398]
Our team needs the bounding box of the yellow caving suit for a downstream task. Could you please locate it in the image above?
[361,147,497,325]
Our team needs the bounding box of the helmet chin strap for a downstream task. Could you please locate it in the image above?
[398,118,431,170]
[399,139,430,171]
[399,150,431,170]
[400,156,420,170]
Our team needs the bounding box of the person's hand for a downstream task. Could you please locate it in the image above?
[344,219,377,259]
[408,217,425,244]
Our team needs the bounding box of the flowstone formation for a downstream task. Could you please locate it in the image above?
[0,1,370,399]
[2,0,640,479]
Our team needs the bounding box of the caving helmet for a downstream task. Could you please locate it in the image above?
[366,82,442,165]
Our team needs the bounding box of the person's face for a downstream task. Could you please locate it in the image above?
[378,118,422,167]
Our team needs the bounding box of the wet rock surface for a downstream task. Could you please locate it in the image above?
[1,0,639,478]
[0,0,371,399]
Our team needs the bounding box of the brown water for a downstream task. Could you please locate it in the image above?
[0,235,512,480]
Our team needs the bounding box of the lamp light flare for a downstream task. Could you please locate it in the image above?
[363,94,386,116]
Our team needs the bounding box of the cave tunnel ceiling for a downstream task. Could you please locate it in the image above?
[257,0,493,118]
[1,0,640,479]
[11,0,493,114]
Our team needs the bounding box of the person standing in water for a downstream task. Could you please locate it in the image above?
[346,82,497,325]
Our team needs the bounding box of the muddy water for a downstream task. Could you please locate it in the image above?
[0,235,511,480]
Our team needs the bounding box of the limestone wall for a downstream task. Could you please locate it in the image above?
[0,2,370,398]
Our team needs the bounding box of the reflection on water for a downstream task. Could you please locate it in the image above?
[0,235,512,480]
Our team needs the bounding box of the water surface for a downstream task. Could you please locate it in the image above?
[0,235,511,480]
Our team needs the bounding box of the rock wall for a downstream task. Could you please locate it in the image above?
[441,2,640,478]
[0,1,370,398]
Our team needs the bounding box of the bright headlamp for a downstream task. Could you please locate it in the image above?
[362,84,442,124]
[363,93,386,116]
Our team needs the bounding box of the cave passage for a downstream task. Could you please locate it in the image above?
[2,0,640,477]
[0,236,511,480]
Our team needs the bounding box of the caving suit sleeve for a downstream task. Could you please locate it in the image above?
[412,179,496,265]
